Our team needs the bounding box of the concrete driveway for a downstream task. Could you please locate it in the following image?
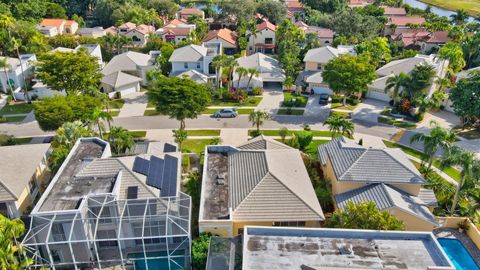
[257,87,284,113]
[418,110,461,130]
[352,98,389,123]
[118,92,148,117]
[304,94,331,117]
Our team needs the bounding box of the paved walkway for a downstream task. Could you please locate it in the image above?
[146,129,174,142]
[118,92,148,117]
[352,98,389,123]
[220,129,248,145]
[257,89,284,114]
[418,110,461,130]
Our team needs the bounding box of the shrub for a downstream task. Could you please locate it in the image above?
[6,95,12,104]
[397,99,411,115]
[115,91,122,99]
[252,87,263,95]
[250,129,262,137]
[0,116,6,123]
[303,124,311,131]
[279,127,289,142]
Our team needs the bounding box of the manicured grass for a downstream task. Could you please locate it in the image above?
[14,137,33,144]
[106,99,125,109]
[147,101,156,108]
[456,129,480,140]
[418,0,480,17]
[0,115,26,123]
[378,116,417,130]
[202,108,254,115]
[182,139,213,155]
[383,140,460,181]
[186,129,220,136]
[0,103,33,115]
[330,110,351,118]
[331,103,357,111]
[277,109,304,115]
[109,111,120,117]
[282,92,308,108]
[129,131,147,138]
[144,110,161,116]
[249,129,337,137]
[306,140,330,158]
[210,96,262,107]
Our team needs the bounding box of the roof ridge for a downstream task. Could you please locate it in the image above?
[338,148,368,180]
[379,183,396,209]
[383,148,425,183]
[0,179,18,200]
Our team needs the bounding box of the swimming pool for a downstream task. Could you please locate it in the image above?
[438,238,480,270]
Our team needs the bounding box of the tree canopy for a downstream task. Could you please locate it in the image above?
[449,71,480,128]
[276,20,305,81]
[326,201,406,230]
[36,50,102,95]
[356,37,392,67]
[256,0,287,25]
[147,73,211,130]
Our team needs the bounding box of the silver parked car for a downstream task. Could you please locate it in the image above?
[213,108,238,118]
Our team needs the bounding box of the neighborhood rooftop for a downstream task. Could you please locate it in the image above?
[243,226,454,270]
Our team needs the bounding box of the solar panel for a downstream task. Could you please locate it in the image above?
[132,157,150,175]
[163,143,177,153]
[127,186,138,199]
[160,155,178,197]
[146,155,165,189]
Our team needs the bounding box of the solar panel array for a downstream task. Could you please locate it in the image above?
[132,157,150,175]
[163,143,177,153]
[146,156,165,189]
[160,155,179,197]
[131,155,179,197]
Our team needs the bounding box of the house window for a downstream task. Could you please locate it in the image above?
[0,203,8,217]
[196,62,201,69]
[184,63,188,69]
[265,38,273,45]
[317,64,323,71]
[51,223,66,242]
[132,36,141,42]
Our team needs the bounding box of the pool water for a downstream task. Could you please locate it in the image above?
[438,238,480,270]
[134,257,185,270]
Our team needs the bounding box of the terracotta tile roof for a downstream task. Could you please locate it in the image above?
[130,24,155,35]
[257,20,276,32]
[158,27,193,36]
[388,16,425,26]
[118,22,136,29]
[392,30,450,46]
[287,0,304,11]
[105,26,118,35]
[382,6,407,16]
[305,26,334,38]
[426,31,450,43]
[179,8,203,15]
[164,19,188,27]
[64,20,77,27]
[202,28,237,45]
[40,18,66,27]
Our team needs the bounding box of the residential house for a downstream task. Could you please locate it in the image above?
[367,54,448,101]
[0,54,36,98]
[301,46,355,94]
[0,144,50,219]
[202,28,238,55]
[37,18,78,36]
[384,16,426,35]
[382,6,407,17]
[156,19,195,44]
[100,71,142,98]
[49,44,103,68]
[125,24,156,47]
[178,8,205,20]
[105,26,118,35]
[248,20,276,54]
[295,21,334,46]
[199,136,325,237]
[169,43,221,82]
[102,51,155,88]
[286,0,304,14]
[391,29,451,53]
[177,70,210,85]
[231,226,455,270]
[233,53,286,89]
[348,0,374,7]
[318,137,439,231]
[118,22,137,35]
[77,27,106,38]
[22,138,191,269]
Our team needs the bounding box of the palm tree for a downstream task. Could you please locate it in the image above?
[119,35,133,52]
[8,38,29,103]
[53,121,93,149]
[108,126,134,155]
[212,54,228,89]
[0,57,15,101]
[410,121,457,171]
[225,56,238,91]
[88,107,113,139]
[385,72,409,105]
[450,9,469,25]
[440,146,480,213]
[323,115,354,138]
[245,68,260,91]
[249,111,271,132]
[235,66,249,91]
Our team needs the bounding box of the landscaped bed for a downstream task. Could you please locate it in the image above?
[378,116,417,129]
[277,108,304,115]
[330,95,360,111]
[274,138,329,158]
[0,115,26,123]
[330,110,351,118]
[0,134,32,145]
[282,92,308,108]
[143,110,161,116]
[0,103,34,115]
[106,99,125,109]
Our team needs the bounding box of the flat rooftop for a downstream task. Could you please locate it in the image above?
[38,140,109,212]
[243,226,454,270]
[202,152,229,220]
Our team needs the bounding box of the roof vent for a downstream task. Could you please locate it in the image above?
[216,175,225,185]
[339,244,354,256]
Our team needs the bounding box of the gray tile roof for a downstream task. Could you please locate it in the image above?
[0,144,50,202]
[101,71,142,88]
[102,51,152,75]
[318,137,425,184]
[419,188,438,207]
[303,46,339,64]
[169,44,207,62]
[335,183,437,225]
[237,135,293,150]
[235,53,286,82]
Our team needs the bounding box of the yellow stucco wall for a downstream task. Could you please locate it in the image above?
[305,61,321,71]
[199,220,233,237]
[16,187,33,215]
[390,208,435,231]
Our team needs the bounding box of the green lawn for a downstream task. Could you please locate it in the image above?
[202,108,254,115]
[186,129,221,136]
[0,115,26,123]
[182,139,213,155]
[282,92,308,108]
[147,101,156,108]
[106,99,125,109]
[144,110,161,116]
[210,96,262,107]
[105,130,147,138]
[109,111,120,117]
[249,129,337,137]
[306,140,330,158]
[418,0,480,17]
[277,109,304,115]
[378,116,417,130]
[0,134,32,146]
[331,103,357,111]
[0,103,34,115]
[330,110,351,118]
[383,140,460,181]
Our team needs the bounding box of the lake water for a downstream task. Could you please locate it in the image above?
[403,0,475,22]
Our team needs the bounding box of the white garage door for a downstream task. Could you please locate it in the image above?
[312,86,333,95]
[366,90,390,102]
